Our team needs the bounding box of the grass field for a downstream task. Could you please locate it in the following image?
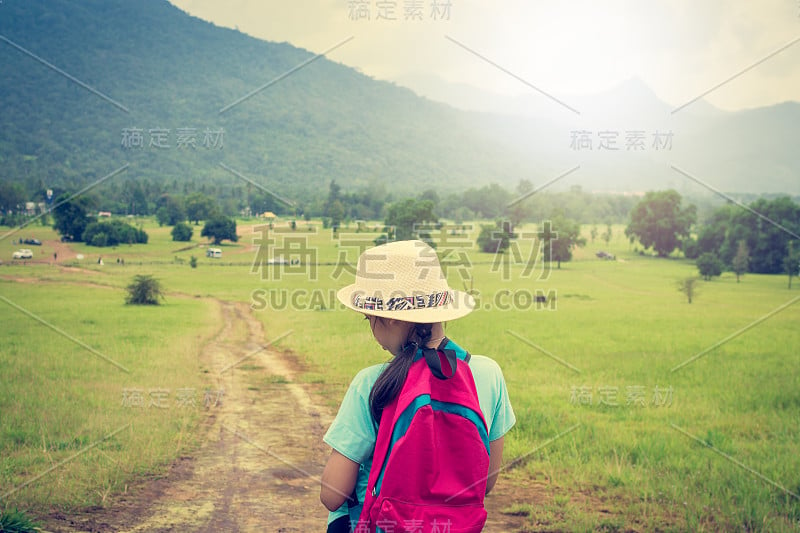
[0,238,220,509]
[1,219,799,531]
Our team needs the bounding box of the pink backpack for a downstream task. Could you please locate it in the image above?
[356,338,490,533]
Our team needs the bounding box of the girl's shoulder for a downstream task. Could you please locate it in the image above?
[350,363,387,389]
[468,354,503,373]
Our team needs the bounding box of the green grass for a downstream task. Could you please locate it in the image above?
[250,221,800,531]
[0,276,218,511]
[0,508,40,533]
[1,220,799,531]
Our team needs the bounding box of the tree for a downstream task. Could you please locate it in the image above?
[590,225,598,243]
[696,252,723,281]
[603,223,613,245]
[543,216,586,269]
[82,219,147,246]
[327,200,345,232]
[785,241,800,289]
[695,204,734,257]
[682,237,700,259]
[477,220,514,253]
[121,180,150,215]
[52,194,96,242]
[171,221,193,242]
[625,190,696,257]
[462,183,512,219]
[678,277,699,304]
[185,192,218,225]
[507,180,534,227]
[201,215,238,245]
[731,240,750,283]
[0,182,25,214]
[418,188,440,207]
[125,275,165,305]
[384,198,437,241]
[720,197,800,274]
[323,180,344,230]
[155,194,186,226]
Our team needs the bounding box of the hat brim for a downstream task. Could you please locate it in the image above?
[336,284,475,323]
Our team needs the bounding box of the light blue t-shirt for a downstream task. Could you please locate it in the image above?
[323,352,516,525]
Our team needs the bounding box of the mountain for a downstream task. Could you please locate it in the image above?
[0,0,538,204]
[0,0,798,210]
[392,73,723,120]
[393,73,800,195]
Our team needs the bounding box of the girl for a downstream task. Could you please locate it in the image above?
[320,239,515,532]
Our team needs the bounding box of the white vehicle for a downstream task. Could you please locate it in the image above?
[206,248,222,258]
[13,249,34,259]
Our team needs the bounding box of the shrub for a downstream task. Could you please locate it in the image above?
[125,274,165,305]
[90,231,108,247]
[82,219,147,246]
[0,508,40,533]
[171,221,193,242]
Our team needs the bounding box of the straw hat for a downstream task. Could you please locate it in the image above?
[336,240,475,322]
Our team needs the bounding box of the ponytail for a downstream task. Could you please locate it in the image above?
[369,323,433,422]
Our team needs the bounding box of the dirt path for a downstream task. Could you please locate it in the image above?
[42,299,530,532]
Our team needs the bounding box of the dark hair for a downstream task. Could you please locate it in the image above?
[369,322,433,422]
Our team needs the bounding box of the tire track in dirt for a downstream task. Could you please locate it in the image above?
[121,300,332,532]
[45,300,330,532]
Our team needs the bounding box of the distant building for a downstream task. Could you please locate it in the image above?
[98,211,112,217]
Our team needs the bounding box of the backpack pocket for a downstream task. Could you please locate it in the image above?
[370,496,487,533]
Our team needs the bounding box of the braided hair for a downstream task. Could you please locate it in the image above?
[369,322,433,422]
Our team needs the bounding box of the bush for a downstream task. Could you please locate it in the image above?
[0,508,40,533]
[90,231,108,247]
[373,233,392,246]
[171,221,193,242]
[83,219,147,246]
[125,274,165,305]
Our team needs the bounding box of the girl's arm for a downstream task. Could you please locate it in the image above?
[320,449,360,511]
[486,437,504,495]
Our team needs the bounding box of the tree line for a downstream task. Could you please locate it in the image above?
[51,192,239,247]
[12,176,800,282]
[624,190,800,284]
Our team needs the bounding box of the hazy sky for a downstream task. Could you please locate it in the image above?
[169,0,800,111]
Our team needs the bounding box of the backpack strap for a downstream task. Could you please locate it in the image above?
[416,337,471,380]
